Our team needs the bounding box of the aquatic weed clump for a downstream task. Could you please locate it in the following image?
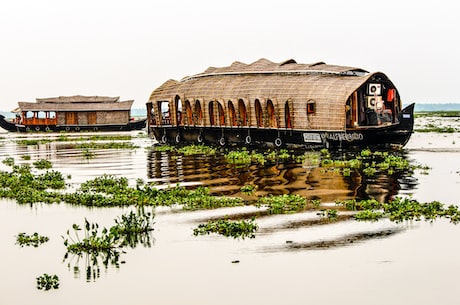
[337,197,460,224]
[36,274,59,291]
[63,208,155,254]
[257,194,307,214]
[0,157,66,204]
[16,232,49,247]
[317,148,415,177]
[180,186,244,210]
[64,175,243,210]
[193,217,258,239]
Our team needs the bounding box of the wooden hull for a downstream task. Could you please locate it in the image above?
[0,115,147,132]
[149,104,414,149]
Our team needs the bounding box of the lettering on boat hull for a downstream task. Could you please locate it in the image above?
[302,133,322,143]
[324,132,364,142]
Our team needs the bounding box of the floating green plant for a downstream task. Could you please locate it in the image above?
[16,232,49,247]
[82,148,95,159]
[177,144,217,156]
[76,141,139,150]
[63,208,155,254]
[257,194,307,214]
[33,159,52,170]
[354,210,385,222]
[240,184,256,195]
[36,274,59,291]
[0,159,66,204]
[153,145,176,152]
[225,149,254,166]
[193,217,258,239]
[2,156,15,167]
[180,186,244,210]
[317,209,339,221]
[16,139,52,146]
[336,197,460,224]
[63,208,155,281]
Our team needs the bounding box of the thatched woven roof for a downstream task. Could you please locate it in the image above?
[18,96,134,112]
[149,58,385,104]
[36,95,120,103]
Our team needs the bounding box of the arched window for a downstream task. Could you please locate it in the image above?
[208,101,215,126]
[217,102,225,126]
[255,99,263,127]
[194,100,202,125]
[228,101,237,126]
[158,101,170,125]
[285,101,292,128]
[175,95,182,126]
[184,100,193,125]
[209,101,226,126]
[267,100,277,128]
[238,99,247,126]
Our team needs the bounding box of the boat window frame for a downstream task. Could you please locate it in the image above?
[266,99,278,128]
[194,100,203,125]
[238,99,248,126]
[307,100,316,114]
[284,100,292,128]
[228,100,237,127]
[174,95,183,126]
[158,101,171,125]
[208,101,215,126]
[255,99,263,127]
[184,100,193,126]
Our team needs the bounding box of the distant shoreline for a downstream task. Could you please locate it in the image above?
[412,103,460,112]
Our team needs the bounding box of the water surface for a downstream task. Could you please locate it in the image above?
[1,128,460,305]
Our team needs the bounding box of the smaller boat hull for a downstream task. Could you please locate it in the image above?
[0,115,147,133]
[149,104,414,149]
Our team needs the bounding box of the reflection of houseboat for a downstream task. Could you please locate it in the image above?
[146,58,414,148]
[0,96,146,132]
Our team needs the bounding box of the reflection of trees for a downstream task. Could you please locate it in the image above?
[146,148,417,203]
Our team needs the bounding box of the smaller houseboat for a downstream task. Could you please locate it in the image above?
[146,58,414,149]
[0,95,146,132]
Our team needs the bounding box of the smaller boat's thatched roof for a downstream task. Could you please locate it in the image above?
[36,95,120,103]
[17,96,134,112]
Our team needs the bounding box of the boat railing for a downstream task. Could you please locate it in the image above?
[22,118,57,125]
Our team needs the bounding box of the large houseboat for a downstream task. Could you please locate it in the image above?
[0,95,146,132]
[147,58,414,148]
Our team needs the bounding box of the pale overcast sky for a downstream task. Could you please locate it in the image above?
[0,0,458,110]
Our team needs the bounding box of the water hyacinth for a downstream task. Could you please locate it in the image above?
[193,217,258,239]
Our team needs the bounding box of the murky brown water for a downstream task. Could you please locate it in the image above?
[1,125,460,305]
